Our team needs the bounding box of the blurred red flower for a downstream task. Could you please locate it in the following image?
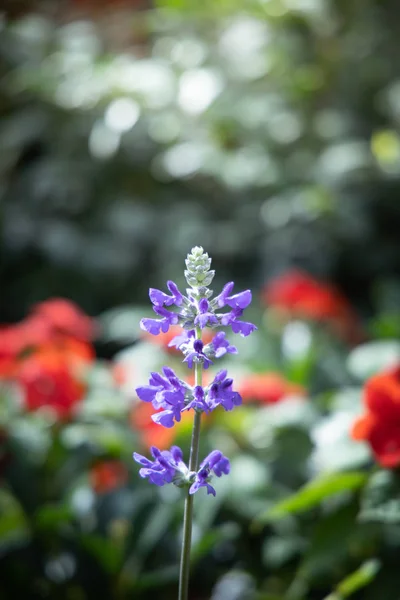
[32,298,97,341]
[90,460,128,494]
[351,366,400,468]
[0,299,95,419]
[130,401,192,449]
[238,372,305,405]
[263,270,362,343]
[130,402,177,449]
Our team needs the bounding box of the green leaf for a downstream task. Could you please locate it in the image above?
[34,504,73,531]
[0,488,30,554]
[325,559,380,600]
[81,534,124,575]
[255,472,367,523]
[359,469,400,523]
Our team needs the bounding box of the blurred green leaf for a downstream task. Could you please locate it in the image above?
[325,559,380,600]
[0,488,30,554]
[81,534,123,575]
[34,504,73,531]
[255,472,367,523]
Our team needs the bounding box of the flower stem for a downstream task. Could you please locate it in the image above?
[178,329,203,600]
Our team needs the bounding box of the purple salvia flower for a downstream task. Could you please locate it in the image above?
[168,329,195,350]
[136,367,188,428]
[213,282,252,310]
[134,445,230,496]
[183,339,213,369]
[207,369,242,411]
[133,445,188,486]
[220,307,257,337]
[194,298,218,329]
[209,332,238,358]
[185,386,210,413]
[214,282,235,308]
[189,450,230,496]
[149,281,184,307]
[140,306,179,336]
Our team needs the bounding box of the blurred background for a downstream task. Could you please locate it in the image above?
[3,0,400,324]
[3,0,400,599]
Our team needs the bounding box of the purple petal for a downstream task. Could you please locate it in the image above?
[136,385,159,402]
[170,445,184,463]
[140,318,163,335]
[230,320,257,337]
[198,298,209,314]
[167,281,183,306]
[152,410,179,428]
[149,288,175,307]
[133,452,153,467]
[226,290,252,309]
[201,450,222,469]
[214,282,235,307]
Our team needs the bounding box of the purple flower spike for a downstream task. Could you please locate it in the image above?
[195,299,218,329]
[210,332,238,358]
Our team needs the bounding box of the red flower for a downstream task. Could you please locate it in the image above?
[32,298,97,341]
[130,402,177,449]
[0,299,95,419]
[90,460,128,494]
[263,270,362,343]
[238,372,305,405]
[351,366,400,468]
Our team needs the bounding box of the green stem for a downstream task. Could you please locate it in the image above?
[178,329,203,600]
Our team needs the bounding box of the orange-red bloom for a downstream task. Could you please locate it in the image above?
[0,299,95,419]
[238,372,305,405]
[263,270,362,343]
[90,460,128,494]
[32,298,97,341]
[351,366,400,468]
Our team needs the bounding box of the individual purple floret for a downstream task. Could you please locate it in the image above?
[136,367,189,428]
[194,298,219,329]
[134,445,188,486]
[207,370,242,411]
[168,328,195,350]
[183,339,213,369]
[185,386,211,413]
[149,280,184,307]
[140,306,179,335]
[220,307,257,337]
[209,332,238,358]
[189,450,230,496]
[214,282,252,310]
[133,445,230,496]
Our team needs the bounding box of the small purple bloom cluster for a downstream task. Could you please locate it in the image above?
[133,247,256,496]
[134,446,230,496]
